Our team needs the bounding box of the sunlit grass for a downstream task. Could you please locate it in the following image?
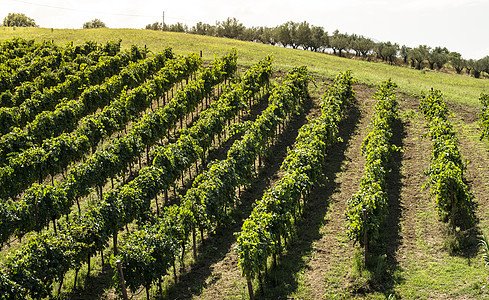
[1,27,488,106]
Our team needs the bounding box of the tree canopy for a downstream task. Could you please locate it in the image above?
[3,13,37,27]
[83,19,107,29]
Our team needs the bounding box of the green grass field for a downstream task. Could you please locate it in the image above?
[2,27,488,106]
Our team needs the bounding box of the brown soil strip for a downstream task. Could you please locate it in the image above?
[292,84,377,298]
[163,94,319,299]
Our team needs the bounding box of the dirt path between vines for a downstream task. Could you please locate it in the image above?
[165,83,375,299]
[163,85,489,299]
[280,84,377,299]
[163,89,321,299]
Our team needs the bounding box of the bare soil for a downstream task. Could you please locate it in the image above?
[162,82,489,300]
[54,77,489,299]
[164,92,320,299]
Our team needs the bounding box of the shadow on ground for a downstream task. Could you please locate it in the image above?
[162,97,314,299]
[253,102,362,299]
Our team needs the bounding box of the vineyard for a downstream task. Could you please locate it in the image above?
[0,36,489,300]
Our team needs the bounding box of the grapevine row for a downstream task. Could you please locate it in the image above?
[65,50,246,212]
[0,49,173,165]
[235,71,356,298]
[0,52,201,200]
[1,60,81,108]
[0,41,109,94]
[0,45,145,135]
[0,52,207,242]
[345,79,399,249]
[0,40,123,108]
[420,89,474,227]
[0,39,118,64]
[102,54,271,248]
[479,93,489,141]
[0,43,64,93]
[0,54,268,300]
[0,38,41,61]
[113,66,309,297]
[41,50,235,223]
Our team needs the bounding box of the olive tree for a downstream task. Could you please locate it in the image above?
[427,46,449,70]
[330,30,350,57]
[276,21,299,48]
[472,56,489,78]
[296,21,312,50]
[352,37,375,58]
[448,52,465,74]
[309,26,327,52]
[380,42,399,64]
[165,22,187,32]
[399,45,411,64]
[240,26,262,42]
[145,22,162,30]
[3,13,37,27]
[189,22,216,36]
[216,18,244,39]
[83,19,107,29]
[259,27,277,45]
[409,45,430,70]
[471,59,485,78]
[465,59,475,75]
[480,56,489,75]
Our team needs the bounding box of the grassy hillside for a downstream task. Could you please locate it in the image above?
[2,27,489,300]
[1,27,488,106]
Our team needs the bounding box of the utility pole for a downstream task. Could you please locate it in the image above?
[162,11,165,28]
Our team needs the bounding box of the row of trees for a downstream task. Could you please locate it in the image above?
[4,12,487,78]
[148,18,489,78]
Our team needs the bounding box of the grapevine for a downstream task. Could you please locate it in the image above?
[345,79,399,248]
[236,71,356,297]
[421,89,474,227]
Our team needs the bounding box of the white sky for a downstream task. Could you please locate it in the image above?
[1,0,488,59]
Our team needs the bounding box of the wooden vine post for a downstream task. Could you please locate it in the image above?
[363,208,368,265]
[450,179,455,228]
[116,260,128,300]
[192,228,197,259]
[246,272,254,300]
